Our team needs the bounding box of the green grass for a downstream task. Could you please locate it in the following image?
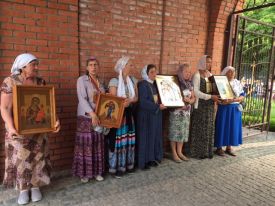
[270,101,275,132]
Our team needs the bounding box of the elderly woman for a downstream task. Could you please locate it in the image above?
[1,53,60,205]
[72,56,105,183]
[214,66,245,156]
[137,64,166,170]
[107,56,138,178]
[190,55,219,159]
[168,64,195,162]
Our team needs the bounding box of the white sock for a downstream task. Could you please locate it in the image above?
[18,190,29,205]
[31,187,42,202]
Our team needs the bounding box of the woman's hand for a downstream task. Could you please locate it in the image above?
[123,98,131,108]
[9,127,19,137]
[183,97,191,103]
[90,111,100,127]
[159,104,167,110]
[211,95,220,102]
[53,119,61,133]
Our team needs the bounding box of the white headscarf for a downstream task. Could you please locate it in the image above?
[11,53,38,75]
[141,65,154,84]
[221,66,235,75]
[114,56,135,98]
[197,55,208,70]
[222,66,244,97]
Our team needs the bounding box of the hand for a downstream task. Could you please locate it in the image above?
[90,112,100,127]
[211,95,219,102]
[53,119,61,133]
[9,127,19,137]
[159,104,167,110]
[123,98,131,108]
[183,97,191,103]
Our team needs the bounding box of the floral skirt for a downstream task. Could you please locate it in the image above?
[3,132,51,190]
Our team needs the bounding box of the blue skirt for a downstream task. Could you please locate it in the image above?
[214,104,242,147]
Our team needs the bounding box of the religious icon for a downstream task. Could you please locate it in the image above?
[95,94,125,128]
[155,75,185,107]
[13,85,56,135]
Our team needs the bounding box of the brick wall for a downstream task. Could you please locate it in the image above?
[0,0,242,179]
[0,0,79,179]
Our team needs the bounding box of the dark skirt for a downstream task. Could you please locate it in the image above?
[190,99,215,158]
[72,116,105,178]
[215,104,242,147]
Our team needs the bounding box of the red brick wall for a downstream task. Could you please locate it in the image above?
[0,0,243,178]
[207,0,244,74]
[0,0,79,179]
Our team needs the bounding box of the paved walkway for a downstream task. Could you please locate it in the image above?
[1,132,275,206]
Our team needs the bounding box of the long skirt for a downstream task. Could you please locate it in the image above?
[3,132,51,190]
[72,116,105,178]
[190,99,215,158]
[108,108,135,174]
[214,104,242,147]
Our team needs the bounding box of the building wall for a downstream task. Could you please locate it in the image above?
[0,0,243,179]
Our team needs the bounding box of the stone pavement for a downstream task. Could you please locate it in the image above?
[1,132,275,206]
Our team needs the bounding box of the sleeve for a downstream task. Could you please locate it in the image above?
[238,80,245,96]
[108,78,118,88]
[192,72,211,100]
[76,77,93,114]
[138,81,160,114]
[1,77,13,94]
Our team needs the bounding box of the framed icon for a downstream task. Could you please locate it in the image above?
[13,85,56,135]
[209,75,235,99]
[95,93,125,128]
[155,75,185,107]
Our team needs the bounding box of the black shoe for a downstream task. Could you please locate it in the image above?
[199,155,207,159]
[148,161,159,167]
[142,164,150,170]
[113,171,123,179]
[127,168,135,174]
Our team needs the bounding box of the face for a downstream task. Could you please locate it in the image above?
[22,60,39,78]
[87,60,98,77]
[182,67,191,80]
[206,57,212,71]
[226,69,235,80]
[123,60,134,76]
[148,67,157,81]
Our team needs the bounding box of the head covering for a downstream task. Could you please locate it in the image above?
[222,66,243,97]
[11,53,38,75]
[87,56,97,62]
[114,56,135,98]
[114,56,130,73]
[197,55,208,70]
[221,66,235,75]
[141,65,154,84]
[177,64,193,90]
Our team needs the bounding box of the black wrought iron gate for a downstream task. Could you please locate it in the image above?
[227,15,275,137]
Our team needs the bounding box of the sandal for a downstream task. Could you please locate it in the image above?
[215,148,225,156]
[225,149,236,156]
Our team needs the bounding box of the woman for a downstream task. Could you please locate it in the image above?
[137,64,166,170]
[107,56,138,178]
[1,53,60,205]
[168,64,195,162]
[72,56,105,183]
[214,66,245,156]
[190,55,219,159]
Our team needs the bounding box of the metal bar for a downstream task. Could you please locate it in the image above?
[238,29,274,38]
[226,14,235,66]
[266,27,275,134]
[232,15,240,66]
[237,15,275,28]
[237,17,246,80]
[233,3,275,15]
[248,122,268,128]
[158,0,166,74]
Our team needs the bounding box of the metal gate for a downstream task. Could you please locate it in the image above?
[227,15,275,137]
